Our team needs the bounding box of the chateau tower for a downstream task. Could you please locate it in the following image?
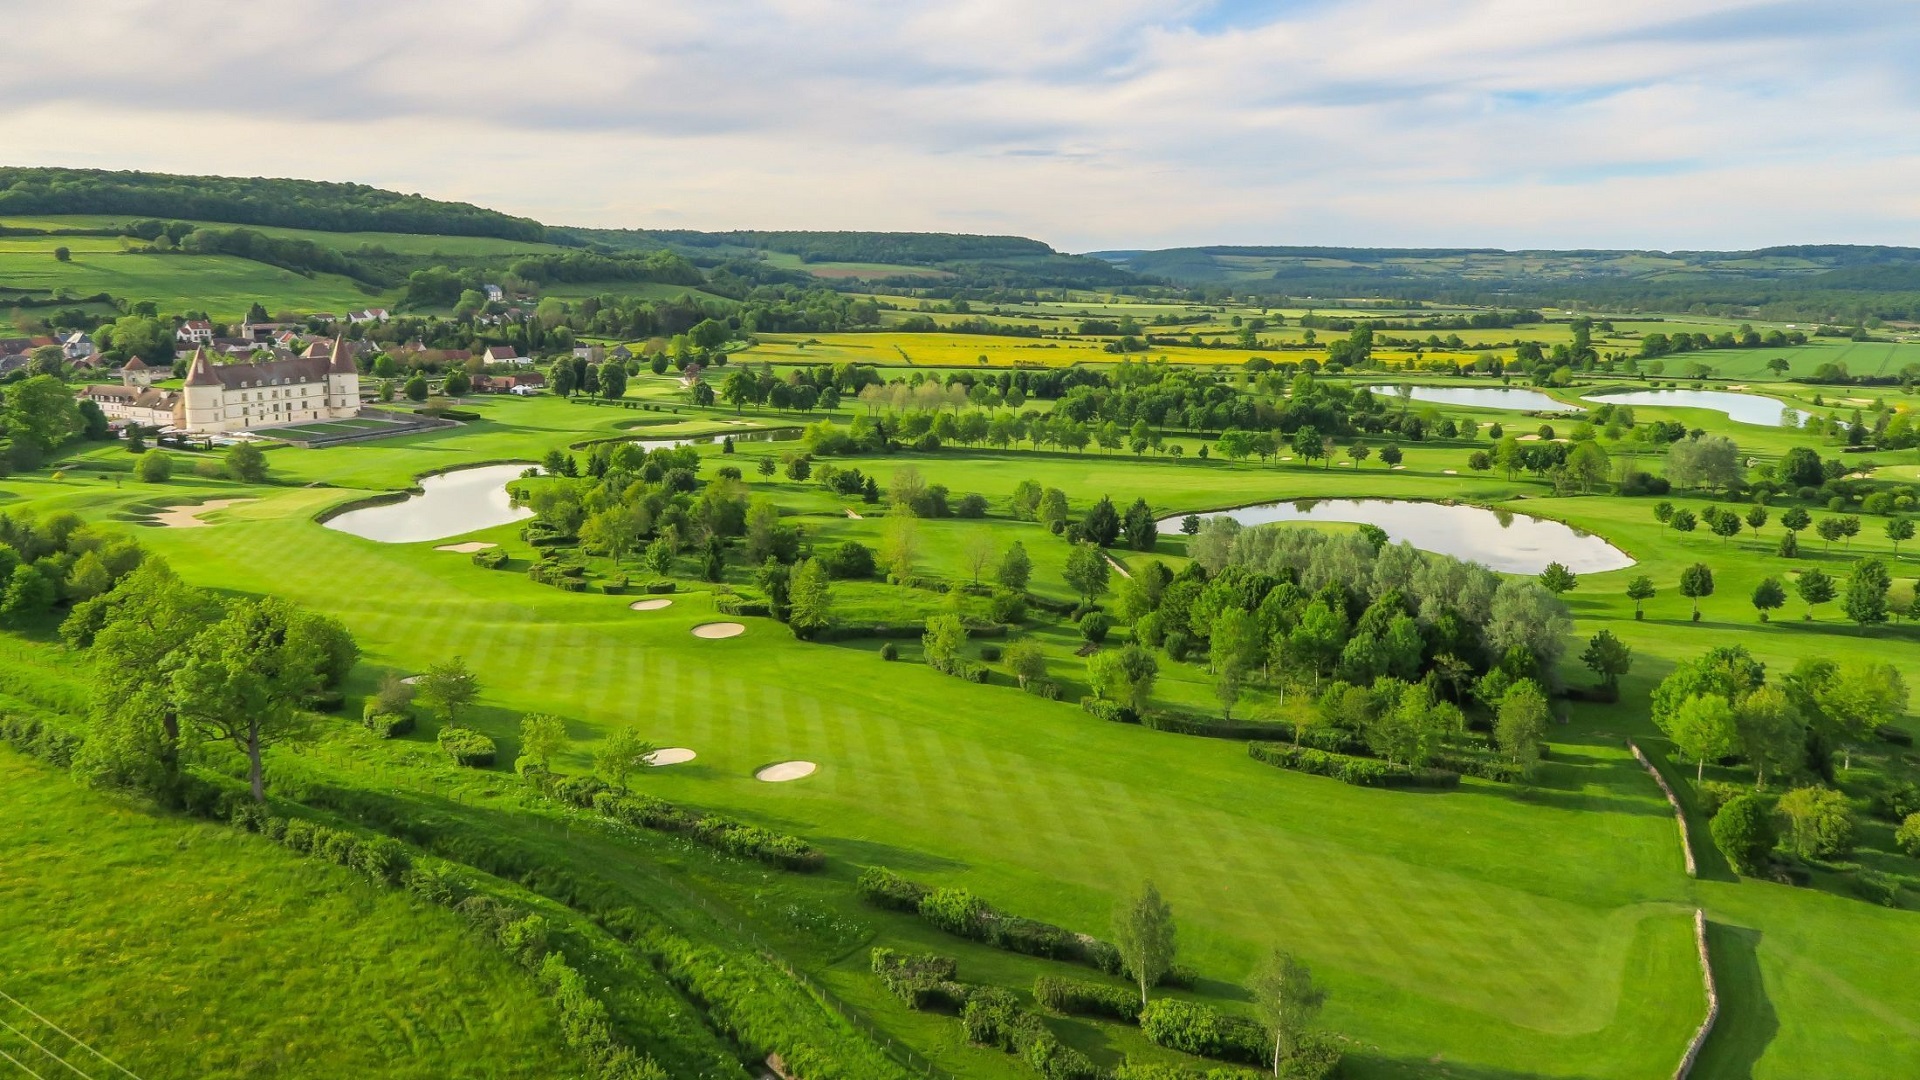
[326,336,360,412]
[181,348,225,431]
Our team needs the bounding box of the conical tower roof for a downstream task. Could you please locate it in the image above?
[328,336,357,375]
[183,347,218,387]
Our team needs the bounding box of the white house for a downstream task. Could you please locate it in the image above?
[483,284,504,302]
[349,308,391,324]
[176,320,214,345]
[483,345,528,366]
[61,332,94,360]
[170,338,362,434]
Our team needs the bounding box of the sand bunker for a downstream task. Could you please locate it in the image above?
[845,508,863,519]
[400,674,423,685]
[755,760,817,782]
[692,622,745,639]
[1442,469,1458,475]
[1391,465,1407,470]
[646,747,697,766]
[150,498,256,528]
[629,598,674,611]
[434,541,497,553]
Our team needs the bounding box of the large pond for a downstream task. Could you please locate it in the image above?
[322,463,535,544]
[1582,389,1812,427]
[1367,385,1575,412]
[621,427,801,452]
[1162,498,1634,574]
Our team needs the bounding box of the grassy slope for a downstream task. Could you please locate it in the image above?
[11,381,1920,1077]
[0,746,579,1080]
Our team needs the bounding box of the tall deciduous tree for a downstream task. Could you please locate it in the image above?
[1247,949,1327,1080]
[594,727,656,792]
[518,713,569,771]
[787,558,832,640]
[415,656,480,727]
[1669,693,1739,781]
[172,597,330,801]
[1113,881,1177,1008]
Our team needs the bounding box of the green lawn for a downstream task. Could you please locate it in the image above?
[8,378,1920,1078]
[0,747,579,1080]
[0,246,381,319]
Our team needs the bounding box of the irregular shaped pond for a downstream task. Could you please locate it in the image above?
[1367,385,1576,412]
[1581,389,1811,427]
[322,463,535,544]
[1162,498,1633,574]
[622,427,802,452]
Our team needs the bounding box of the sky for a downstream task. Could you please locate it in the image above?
[4,0,1918,252]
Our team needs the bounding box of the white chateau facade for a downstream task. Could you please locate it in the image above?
[181,338,361,433]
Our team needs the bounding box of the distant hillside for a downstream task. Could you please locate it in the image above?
[0,167,552,243]
[1090,244,1920,320]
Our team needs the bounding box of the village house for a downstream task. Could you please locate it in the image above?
[61,332,94,360]
[176,320,215,345]
[482,345,528,366]
[471,371,545,394]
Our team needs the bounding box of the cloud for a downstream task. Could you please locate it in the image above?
[1,0,1916,249]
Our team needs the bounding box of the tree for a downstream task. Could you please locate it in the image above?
[757,455,777,479]
[1247,950,1326,1080]
[641,537,674,577]
[1210,610,1262,718]
[171,597,328,802]
[1733,685,1803,789]
[0,564,54,624]
[960,531,997,586]
[133,451,172,483]
[1780,506,1812,535]
[1122,498,1158,552]
[1064,543,1111,604]
[1004,638,1048,689]
[1112,882,1176,1008]
[1081,496,1122,547]
[1378,443,1403,468]
[1494,679,1551,774]
[996,541,1033,592]
[1626,575,1656,620]
[1815,516,1846,552]
[1037,488,1071,532]
[1709,510,1742,545]
[518,713,569,771]
[1812,659,1907,769]
[787,558,832,640]
[1751,576,1786,621]
[224,441,268,483]
[1776,786,1854,859]
[404,372,429,402]
[1290,426,1324,468]
[888,466,928,516]
[1888,517,1915,558]
[1669,509,1697,535]
[594,727,656,792]
[1089,643,1159,713]
[598,362,627,401]
[2,374,82,456]
[1669,693,1739,782]
[1844,559,1891,626]
[1745,505,1768,538]
[881,515,919,582]
[1579,630,1631,693]
[921,614,970,676]
[415,656,480,727]
[1679,563,1714,621]
[1796,568,1835,619]
[442,368,471,397]
[1346,441,1370,469]
[1537,562,1577,595]
[1710,794,1777,875]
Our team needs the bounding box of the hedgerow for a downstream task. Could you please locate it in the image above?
[438,726,498,767]
[870,948,972,1011]
[1138,998,1269,1066]
[1032,975,1141,1022]
[961,989,1102,1080]
[1248,742,1460,789]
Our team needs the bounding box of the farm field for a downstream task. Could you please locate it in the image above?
[0,246,381,319]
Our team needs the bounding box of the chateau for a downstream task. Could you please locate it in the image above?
[83,338,363,435]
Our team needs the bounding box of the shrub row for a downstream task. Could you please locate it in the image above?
[858,868,1154,978]
[855,866,927,911]
[1080,697,1139,724]
[1430,751,1527,783]
[1032,975,1141,1023]
[870,948,972,1012]
[472,547,510,569]
[1138,999,1269,1067]
[961,989,1101,1080]
[1248,743,1461,789]
[714,590,771,617]
[583,787,825,872]
[0,709,81,767]
[438,726,498,767]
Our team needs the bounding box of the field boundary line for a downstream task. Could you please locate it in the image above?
[1673,910,1719,1079]
[1628,739,1696,876]
[0,992,140,1080]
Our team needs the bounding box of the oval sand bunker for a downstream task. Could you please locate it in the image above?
[691,621,745,639]
[629,598,674,611]
[646,747,696,766]
[755,761,817,782]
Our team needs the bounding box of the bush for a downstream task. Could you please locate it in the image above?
[1164,631,1192,662]
[471,547,509,569]
[1079,611,1112,644]
[1033,975,1141,1022]
[1138,999,1269,1066]
[1895,813,1920,858]
[642,579,676,594]
[962,989,1102,1080]
[601,573,628,595]
[437,726,497,767]
[856,866,929,911]
[1710,794,1777,875]
[1248,742,1460,789]
[988,589,1028,624]
[918,887,990,937]
[821,540,878,579]
[879,642,899,661]
[362,709,415,739]
[1852,868,1903,907]
[1081,696,1139,725]
[594,791,823,871]
[870,948,972,1011]
[1697,780,1745,820]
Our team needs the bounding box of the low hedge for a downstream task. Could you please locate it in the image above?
[871,948,972,1012]
[438,726,497,767]
[1138,998,1269,1067]
[856,866,928,911]
[714,590,770,617]
[1080,697,1139,725]
[641,579,676,594]
[962,989,1101,1080]
[589,790,824,872]
[1033,975,1141,1023]
[472,547,510,569]
[1248,743,1460,789]
[362,708,415,739]
[1431,751,1526,783]
[861,869,1129,975]
[1143,711,1295,742]
[0,710,82,767]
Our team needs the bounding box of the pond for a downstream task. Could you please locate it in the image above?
[1366,385,1576,413]
[1581,389,1812,427]
[322,463,535,544]
[1161,498,1634,574]
[621,427,802,452]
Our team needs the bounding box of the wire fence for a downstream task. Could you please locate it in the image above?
[0,987,145,1080]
